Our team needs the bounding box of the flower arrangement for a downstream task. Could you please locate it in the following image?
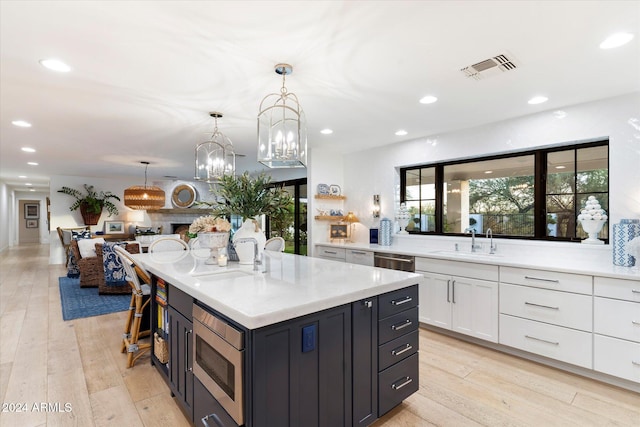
[189,216,231,235]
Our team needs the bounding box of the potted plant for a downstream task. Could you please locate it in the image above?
[202,172,292,264]
[58,184,121,225]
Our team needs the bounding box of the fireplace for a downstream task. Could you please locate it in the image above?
[172,223,191,241]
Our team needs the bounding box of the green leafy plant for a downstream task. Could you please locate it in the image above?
[202,172,292,222]
[58,184,120,216]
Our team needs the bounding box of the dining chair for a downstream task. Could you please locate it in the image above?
[265,236,286,252]
[114,245,151,368]
[148,237,189,253]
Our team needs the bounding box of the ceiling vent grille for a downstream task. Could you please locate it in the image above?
[461,54,517,80]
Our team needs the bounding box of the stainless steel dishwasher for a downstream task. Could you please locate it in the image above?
[374,252,415,272]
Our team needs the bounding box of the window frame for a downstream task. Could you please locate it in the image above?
[400,139,609,242]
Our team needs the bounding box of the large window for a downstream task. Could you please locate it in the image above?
[400,140,608,241]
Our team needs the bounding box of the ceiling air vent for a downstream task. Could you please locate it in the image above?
[461,54,517,80]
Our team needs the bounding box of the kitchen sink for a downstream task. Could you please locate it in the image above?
[430,250,503,258]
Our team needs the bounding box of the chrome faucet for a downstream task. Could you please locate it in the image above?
[486,228,497,254]
[235,237,266,273]
[464,227,481,252]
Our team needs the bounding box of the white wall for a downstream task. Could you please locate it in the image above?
[310,92,640,254]
[0,181,11,252]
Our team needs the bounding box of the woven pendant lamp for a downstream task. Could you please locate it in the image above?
[124,161,165,210]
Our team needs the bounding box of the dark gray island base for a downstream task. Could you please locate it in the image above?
[150,277,419,427]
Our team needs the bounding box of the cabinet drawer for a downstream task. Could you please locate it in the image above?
[499,283,592,332]
[378,307,418,345]
[316,246,346,260]
[378,353,419,416]
[416,257,498,282]
[378,285,418,319]
[379,329,419,371]
[594,276,640,301]
[594,334,640,383]
[500,266,592,295]
[169,284,194,317]
[594,297,640,343]
[499,314,592,369]
[346,249,374,266]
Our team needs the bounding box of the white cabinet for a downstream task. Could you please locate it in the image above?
[499,266,593,369]
[316,245,346,262]
[315,246,374,267]
[593,276,640,383]
[345,249,374,266]
[416,258,499,343]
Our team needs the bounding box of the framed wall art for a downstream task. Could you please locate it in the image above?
[26,219,38,228]
[24,203,39,219]
[329,223,348,242]
[105,220,125,234]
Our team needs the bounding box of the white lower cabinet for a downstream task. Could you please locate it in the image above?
[345,249,374,266]
[499,314,593,369]
[417,258,499,343]
[593,276,640,383]
[499,267,593,369]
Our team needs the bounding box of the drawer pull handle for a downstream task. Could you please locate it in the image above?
[202,414,224,427]
[632,320,640,326]
[391,344,413,356]
[391,376,413,390]
[375,255,414,263]
[391,320,413,331]
[446,280,451,303]
[633,289,640,294]
[525,335,559,346]
[632,361,640,367]
[524,276,560,283]
[351,251,368,255]
[391,296,413,306]
[525,302,559,310]
[325,251,337,255]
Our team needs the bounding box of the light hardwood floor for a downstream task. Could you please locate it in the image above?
[1,244,638,427]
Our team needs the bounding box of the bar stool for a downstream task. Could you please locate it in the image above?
[114,245,151,368]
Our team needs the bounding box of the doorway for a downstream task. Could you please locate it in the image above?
[19,200,41,244]
[267,178,307,255]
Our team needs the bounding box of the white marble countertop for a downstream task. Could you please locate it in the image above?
[316,239,639,280]
[135,250,422,330]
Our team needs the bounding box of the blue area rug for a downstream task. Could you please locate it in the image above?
[58,277,130,321]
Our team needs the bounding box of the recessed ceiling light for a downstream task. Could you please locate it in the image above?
[419,95,438,104]
[25,183,32,186]
[27,162,38,166]
[39,58,71,72]
[555,165,566,169]
[21,147,36,153]
[484,170,493,174]
[553,110,567,119]
[395,130,408,136]
[528,96,548,105]
[12,120,32,127]
[18,175,27,178]
[29,188,35,192]
[599,32,634,49]
[320,128,333,135]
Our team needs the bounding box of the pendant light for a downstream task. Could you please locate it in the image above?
[257,63,307,168]
[124,161,166,210]
[195,112,236,183]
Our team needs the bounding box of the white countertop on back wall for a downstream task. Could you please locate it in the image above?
[316,234,639,280]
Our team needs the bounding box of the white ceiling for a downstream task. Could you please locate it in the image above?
[1,1,639,193]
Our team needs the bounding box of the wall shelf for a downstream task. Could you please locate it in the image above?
[315,194,346,200]
[314,215,345,221]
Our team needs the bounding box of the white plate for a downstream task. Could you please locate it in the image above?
[329,184,341,196]
[317,183,330,195]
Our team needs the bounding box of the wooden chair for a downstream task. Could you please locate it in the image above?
[265,236,286,252]
[69,239,140,291]
[56,226,90,266]
[114,245,151,368]
[148,237,189,252]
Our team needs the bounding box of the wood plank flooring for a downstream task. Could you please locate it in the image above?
[1,244,639,427]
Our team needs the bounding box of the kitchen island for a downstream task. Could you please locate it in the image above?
[135,250,422,427]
